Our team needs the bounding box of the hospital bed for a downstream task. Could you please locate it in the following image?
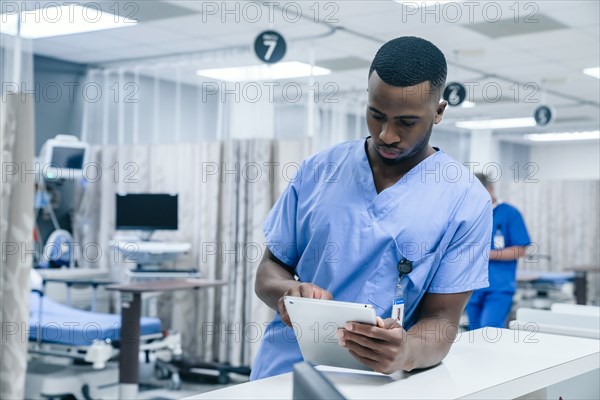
[515,270,577,310]
[26,272,183,399]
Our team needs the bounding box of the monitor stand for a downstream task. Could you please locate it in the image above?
[139,231,155,242]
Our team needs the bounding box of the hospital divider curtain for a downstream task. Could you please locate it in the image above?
[75,138,311,366]
[0,35,35,399]
[500,180,600,274]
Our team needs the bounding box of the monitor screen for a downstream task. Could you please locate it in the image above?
[51,146,86,170]
[116,194,178,230]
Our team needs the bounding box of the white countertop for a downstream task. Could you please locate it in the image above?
[186,328,600,400]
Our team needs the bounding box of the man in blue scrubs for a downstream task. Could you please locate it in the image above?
[467,173,531,329]
[251,36,492,379]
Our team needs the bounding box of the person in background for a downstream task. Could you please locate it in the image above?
[467,173,531,329]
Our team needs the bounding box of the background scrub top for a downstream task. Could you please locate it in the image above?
[487,203,531,292]
[251,138,492,380]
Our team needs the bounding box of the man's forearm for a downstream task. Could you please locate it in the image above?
[257,275,300,311]
[255,259,300,311]
[490,246,526,261]
[403,317,459,371]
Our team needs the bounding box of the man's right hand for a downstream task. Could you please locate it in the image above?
[278,283,333,327]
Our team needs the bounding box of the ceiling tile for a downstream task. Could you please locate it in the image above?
[558,55,600,71]
[498,29,596,51]
[68,44,176,64]
[542,1,600,28]
[150,13,256,37]
[463,14,568,39]
[98,23,192,46]
[24,0,598,129]
[33,36,90,54]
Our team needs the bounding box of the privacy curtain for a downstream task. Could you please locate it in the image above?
[74,138,311,366]
[500,180,600,284]
[0,35,35,399]
[76,58,320,366]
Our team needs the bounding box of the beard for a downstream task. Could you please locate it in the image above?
[375,122,434,166]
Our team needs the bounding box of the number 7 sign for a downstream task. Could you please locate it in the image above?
[255,31,287,64]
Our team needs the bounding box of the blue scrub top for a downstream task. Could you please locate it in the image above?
[488,203,531,292]
[251,138,492,380]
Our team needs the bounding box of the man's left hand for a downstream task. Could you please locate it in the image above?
[337,317,412,374]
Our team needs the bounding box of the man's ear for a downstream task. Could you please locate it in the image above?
[434,100,448,124]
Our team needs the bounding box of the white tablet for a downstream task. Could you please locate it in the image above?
[284,296,377,371]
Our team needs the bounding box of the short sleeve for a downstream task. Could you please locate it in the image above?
[263,179,301,269]
[427,194,492,294]
[507,208,531,247]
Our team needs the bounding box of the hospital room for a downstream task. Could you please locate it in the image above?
[1,0,599,399]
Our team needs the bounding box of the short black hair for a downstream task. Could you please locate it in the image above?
[369,36,447,95]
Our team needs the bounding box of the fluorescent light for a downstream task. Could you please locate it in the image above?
[460,101,475,109]
[583,67,600,79]
[524,130,600,142]
[456,117,536,130]
[394,1,459,7]
[0,5,137,39]
[196,61,331,82]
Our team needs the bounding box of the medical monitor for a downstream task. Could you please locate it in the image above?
[40,135,89,180]
[115,193,178,231]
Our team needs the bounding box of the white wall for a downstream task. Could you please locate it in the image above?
[530,141,600,180]
[429,129,470,162]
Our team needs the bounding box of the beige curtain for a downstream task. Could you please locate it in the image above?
[499,180,600,272]
[0,36,35,399]
[75,138,310,366]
